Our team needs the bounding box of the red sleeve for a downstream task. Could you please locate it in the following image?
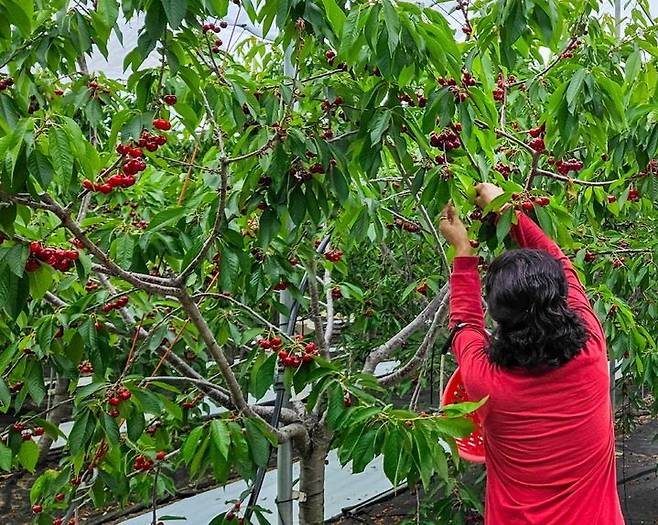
[449,256,494,404]
[510,212,605,340]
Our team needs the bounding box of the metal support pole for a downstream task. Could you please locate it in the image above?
[275,42,297,525]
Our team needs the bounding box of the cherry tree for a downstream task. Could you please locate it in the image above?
[0,1,656,524]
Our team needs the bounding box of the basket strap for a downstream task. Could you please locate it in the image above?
[429,321,468,408]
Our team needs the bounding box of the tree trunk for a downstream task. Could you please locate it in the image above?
[38,376,70,462]
[298,424,331,525]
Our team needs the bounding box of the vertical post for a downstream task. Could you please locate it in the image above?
[275,42,296,525]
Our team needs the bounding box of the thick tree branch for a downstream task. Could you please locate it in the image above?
[177,291,283,437]
[377,290,450,386]
[362,282,449,374]
[305,259,329,358]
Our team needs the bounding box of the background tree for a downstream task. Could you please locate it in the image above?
[0,0,656,524]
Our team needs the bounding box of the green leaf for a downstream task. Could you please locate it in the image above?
[111,234,134,269]
[566,69,586,110]
[27,264,53,300]
[3,243,28,277]
[496,207,513,243]
[381,0,400,56]
[18,439,39,472]
[183,426,204,463]
[0,441,12,471]
[161,0,187,29]
[383,429,407,484]
[68,411,91,454]
[369,110,391,144]
[28,150,54,188]
[322,0,346,35]
[127,411,145,442]
[49,126,74,181]
[244,418,271,467]
[210,419,231,459]
[101,414,120,446]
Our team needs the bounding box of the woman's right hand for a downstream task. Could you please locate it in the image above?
[474,182,504,209]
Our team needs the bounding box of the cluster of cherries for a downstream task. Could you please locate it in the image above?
[280,340,318,367]
[550,158,584,175]
[511,192,551,210]
[560,39,580,59]
[492,73,517,101]
[386,217,421,233]
[101,295,129,313]
[10,422,45,442]
[0,77,14,91]
[78,360,94,374]
[320,96,343,112]
[397,92,427,108]
[88,79,111,95]
[107,386,132,417]
[202,20,228,33]
[138,128,169,151]
[495,163,512,179]
[26,242,79,272]
[430,125,461,150]
[223,501,243,522]
[324,249,344,262]
[436,73,471,102]
[133,454,154,472]
[331,286,343,300]
[273,280,289,291]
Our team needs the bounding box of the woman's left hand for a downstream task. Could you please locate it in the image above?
[439,203,472,256]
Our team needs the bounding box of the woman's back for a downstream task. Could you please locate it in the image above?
[446,207,624,525]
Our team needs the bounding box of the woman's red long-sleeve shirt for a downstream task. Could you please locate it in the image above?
[449,212,624,525]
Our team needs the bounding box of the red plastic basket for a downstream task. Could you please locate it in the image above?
[441,367,486,463]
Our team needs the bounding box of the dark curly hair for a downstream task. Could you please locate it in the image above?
[484,249,588,371]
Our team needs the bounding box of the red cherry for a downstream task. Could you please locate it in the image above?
[33,426,45,436]
[163,94,177,105]
[32,504,43,513]
[259,339,271,349]
[528,137,545,153]
[54,88,64,96]
[343,396,353,407]
[153,118,172,131]
[13,422,25,432]
[226,512,236,521]
[469,239,480,248]
[628,188,640,201]
[64,249,79,260]
[97,183,113,194]
[270,336,283,348]
[55,492,65,502]
[116,144,130,155]
[118,389,132,401]
[108,397,121,406]
[108,408,120,417]
[278,350,288,360]
[220,21,228,28]
[521,200,534,211]
[22,430,33,441]
[156,451,167,461]
[325,49,336,61]
[607,195,617,203]
[304,342,317,353]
